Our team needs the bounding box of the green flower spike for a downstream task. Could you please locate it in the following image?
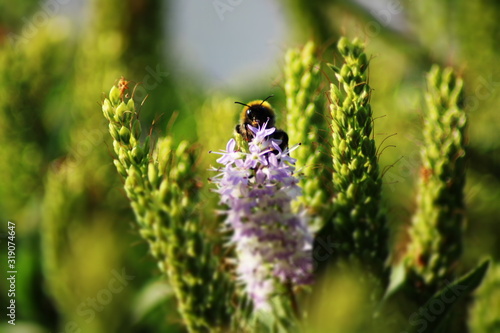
[404,65,467,292]
[325,37,388,279]
[102,80,233,332]
[284,40,333,232]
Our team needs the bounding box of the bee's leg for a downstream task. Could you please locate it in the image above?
[236,124,255,142]
[235,124,247,141]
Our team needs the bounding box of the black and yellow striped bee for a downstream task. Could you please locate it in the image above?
[234,97,289,152]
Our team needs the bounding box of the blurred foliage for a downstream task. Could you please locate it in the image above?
[0,0,498,332]
[284,41,333,233]
[470,261,500,333]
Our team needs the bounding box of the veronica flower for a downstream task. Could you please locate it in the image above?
[211,122,313,311]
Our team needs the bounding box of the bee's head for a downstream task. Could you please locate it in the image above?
[236,96,276,128]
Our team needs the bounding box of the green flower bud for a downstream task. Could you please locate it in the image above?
[340,65,351,81]
[148,163,158,187]
[351,38,362,57]
[132,120,141,139]
[358,53,368,73]
[102,99,113,120]
[158,178,170,202]
[327,63,341,74]
[112,141,121,155]
[337,37,350,57]
[176,141,189,157]
[119,126,130,144]
[143,136,150,154]
[115,101,128,122]
[109,85,121,105]
[126,97,135,111]
[113,159,127,177]
[109,123,120,141]
[131,146,144,164]
[118,147,130,166]
[128,165,143,185]
[125,169,138,190]
[330,83,341,100]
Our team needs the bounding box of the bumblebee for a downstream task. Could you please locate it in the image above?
[235,97,289,152]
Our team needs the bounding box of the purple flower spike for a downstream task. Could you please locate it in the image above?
[211,122,313,310]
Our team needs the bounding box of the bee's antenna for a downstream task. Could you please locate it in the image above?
[261,95,274,105]
[235,101,250,107]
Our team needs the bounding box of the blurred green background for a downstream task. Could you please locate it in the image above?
[0,0,498,332]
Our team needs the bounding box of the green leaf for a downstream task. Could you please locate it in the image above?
[131,279,175,324]
[383,263,407,302]
[404,259,490,333]
[374,263,408,320]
